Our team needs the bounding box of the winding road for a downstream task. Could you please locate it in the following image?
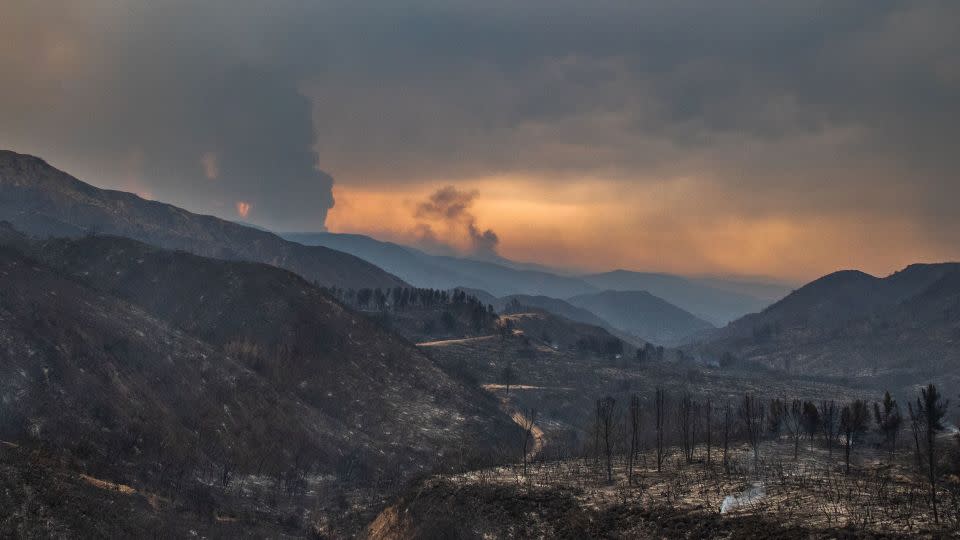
[417,336,546,459]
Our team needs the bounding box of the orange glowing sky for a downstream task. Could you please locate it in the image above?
[324,174,952,283]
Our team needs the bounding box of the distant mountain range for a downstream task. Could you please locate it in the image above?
[0,149,762,350]
[0,150,405,290]
[580,270,791,325]
[692,263,960,389]
[284,232,597,299]
[284,232,790,328]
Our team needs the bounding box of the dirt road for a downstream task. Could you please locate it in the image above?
[415,335,496,347]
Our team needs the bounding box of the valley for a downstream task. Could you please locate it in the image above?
[1,151,959,538]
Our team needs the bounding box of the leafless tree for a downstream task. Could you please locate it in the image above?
[874,391,902,460]
[678,394,695,464]
[627,395,641,485]
[520,408,538,477]
[721,401,731,474]
[596,397,617,483]
[783,399,804,460]
[768,398,786,439]
[655,387,666,472]
[912,383,948,524]
[840,400,869,475]
[820,400,839,456]
[800,401,820,448]
[908,401,923,473]
[705,399,713,466]
[500,361,514,398]
[739,394,765,464]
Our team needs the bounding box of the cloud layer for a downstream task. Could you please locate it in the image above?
[2,1,959,278]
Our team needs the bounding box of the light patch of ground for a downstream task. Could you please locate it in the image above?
[79,474,137,495]
[481,384,573,391]
[366,503,409,539]
[511,409,545,460]
[416,335,496,347]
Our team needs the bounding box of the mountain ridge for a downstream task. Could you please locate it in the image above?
[567,289,715,346]
[0,150,406,290]
[285,231,787,324]
[693,262,960,386]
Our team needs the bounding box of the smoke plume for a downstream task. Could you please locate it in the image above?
[414,186,500,258]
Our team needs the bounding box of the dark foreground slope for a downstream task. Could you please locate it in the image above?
[0,230,517,536]
[0,150,404,290]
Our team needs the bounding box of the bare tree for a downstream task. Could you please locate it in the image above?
[627,395,641,485]
[705,399,712,466]
[783,399,804,460]
[913,384,948,524]
[500,361,515,398]
[678,394,695,464]
[839,400,869,475]
[722,401,732,474]
[655,387,666,472]
[873,391,902,461]
[768,398,786,440]
[800,401,820,449]
[519,408,538,477]
[739,394,764,464]
[596,397,617,483]
[820,400,839,456]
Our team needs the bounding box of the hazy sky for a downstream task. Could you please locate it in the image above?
[2,1,959,281]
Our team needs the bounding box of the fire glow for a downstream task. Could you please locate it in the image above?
[235,201,252,218]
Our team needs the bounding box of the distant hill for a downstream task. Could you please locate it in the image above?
[497,294,611,329]
[284,231,597,298]
[580,270,786,325]
[283,231,788,326]
[499,309,633,355]
[0,150,405,290]
[492,293,643,346]
[693,263,960,386]
[567,290,715,346]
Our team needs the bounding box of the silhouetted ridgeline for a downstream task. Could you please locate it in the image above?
[0,150,405,290]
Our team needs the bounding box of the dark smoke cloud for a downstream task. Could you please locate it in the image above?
[0,2,335,232]
[415,186,500,258]
[1,1,959,261]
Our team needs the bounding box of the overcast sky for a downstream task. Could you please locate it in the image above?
[2,1,958,281]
